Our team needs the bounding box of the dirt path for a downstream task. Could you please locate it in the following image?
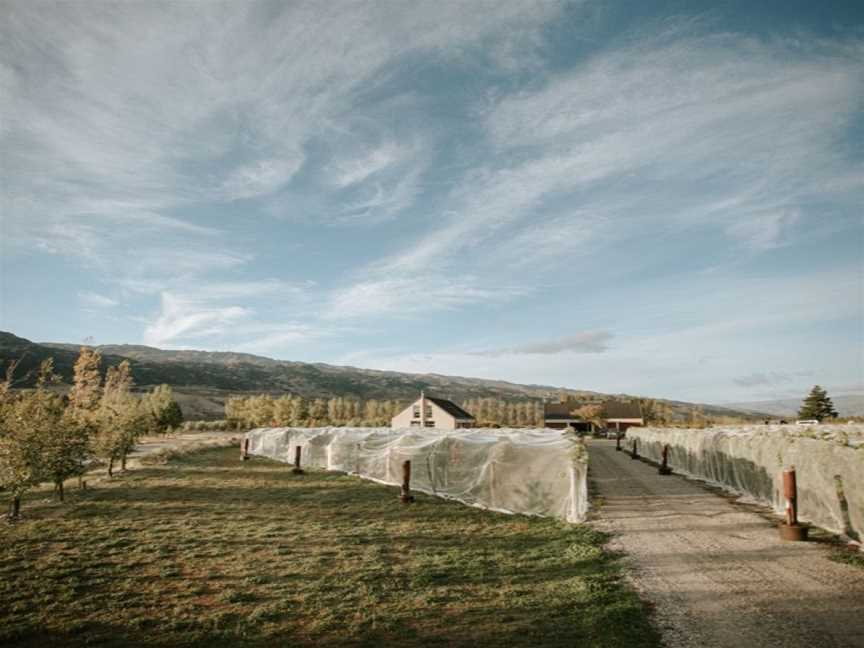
[588,439,864,648]
[125,430,240,466]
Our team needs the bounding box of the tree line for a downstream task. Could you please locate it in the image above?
[0,347,183,518]
[224,395,557,429]
[223,394,687,429]
[225,395,409,428]
[460,398,545,427]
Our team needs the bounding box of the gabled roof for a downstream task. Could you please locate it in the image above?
[543,401,582,419]
[427,397,474,420]
[604,400,643,420]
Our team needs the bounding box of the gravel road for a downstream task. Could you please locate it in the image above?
[588,439,864,648]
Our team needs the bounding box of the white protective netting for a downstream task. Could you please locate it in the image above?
[626,425,864,541]
[245,427,588,522]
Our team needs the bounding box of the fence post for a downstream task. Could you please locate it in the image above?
[292,445,305,475]
[400,460,415,503]
[240,438,250,461]
[779,467,808,541]
[615,434,622,451]
[658,444,672,475]
[630,438,638,460]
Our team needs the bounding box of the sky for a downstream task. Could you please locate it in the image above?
[1,0,862,405]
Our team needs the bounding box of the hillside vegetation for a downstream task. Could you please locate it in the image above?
[0,331,764,422]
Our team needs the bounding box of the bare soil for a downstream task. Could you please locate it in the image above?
[588,439,864,648]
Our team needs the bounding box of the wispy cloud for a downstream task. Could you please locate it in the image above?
[330,140,414,189]
[139,276,319,350]
[323,276,522,320]
[78,291,118,308]
[4,4,861,403]
[143,293,251,347]
[374,31,863,280]
[733,370,814,388]
[219,157,305,201]
[475,331,614,356]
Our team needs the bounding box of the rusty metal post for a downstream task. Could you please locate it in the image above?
[292,445,304,475]
[659,444,672,475]
[779,467,808,541]
[240,438,250,461]
[400,460,415,503]
[630,438,638,460]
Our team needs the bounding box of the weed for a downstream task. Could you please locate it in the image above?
[828,548,864,569]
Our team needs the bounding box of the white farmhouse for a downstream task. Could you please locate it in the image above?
[391,392,475,430]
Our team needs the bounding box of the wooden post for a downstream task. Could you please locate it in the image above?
[779,467,808,541]
[240,438,250,461]
[630,438,638,460]
[292,445,304,475]
[615,434,622,451]
[659,444,672,475]
[784,468,798,526]
[400,460,414,503]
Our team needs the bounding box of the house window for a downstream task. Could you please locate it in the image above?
[410,420,421,426]
[424,406,432,418]
[424,421,435,427]
[413,405,420,418]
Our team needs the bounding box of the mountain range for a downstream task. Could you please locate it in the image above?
[1,331,769,421]
[724,395,864,418]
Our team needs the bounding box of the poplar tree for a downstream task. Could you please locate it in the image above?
[273,395,293,426]
[68,347,102,411]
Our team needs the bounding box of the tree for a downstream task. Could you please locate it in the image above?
[68,347,102,412]
[142,384,183,433]
[0,415,42,518]
[273,395,294,426]
[0,359,91,514]
[572,403,604,430]
[40,409,91,502]
[95,361,150,475]
[308,399,327,424]
[289,396,308,427]
[798,385,838,422]
[225,396,247,427]
[249,395,275,427]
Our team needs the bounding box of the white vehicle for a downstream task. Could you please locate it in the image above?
[795,419,819,425]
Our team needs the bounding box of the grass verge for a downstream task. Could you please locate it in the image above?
[1,446,660,647]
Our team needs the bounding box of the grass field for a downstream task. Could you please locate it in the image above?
[0,447,660,647]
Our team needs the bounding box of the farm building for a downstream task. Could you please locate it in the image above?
[391,392,475,429]
[543,400,596,433]
[604,400,644,434]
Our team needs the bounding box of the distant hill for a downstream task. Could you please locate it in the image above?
[725,394,864,418]
[0,331,767,421]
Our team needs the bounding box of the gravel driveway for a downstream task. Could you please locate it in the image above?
[588,439,864,648]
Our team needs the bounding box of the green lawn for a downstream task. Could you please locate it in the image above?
[0,447,660,647]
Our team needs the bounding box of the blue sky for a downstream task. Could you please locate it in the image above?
[1,1,862,404]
